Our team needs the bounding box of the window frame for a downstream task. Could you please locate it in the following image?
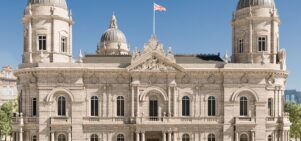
[32,98,37,117]
[58,134,66,141]
[37,35,47,51]
[239,39,244,53]
[240,96,248,116]
[208,96,216,116]
[258,36,267,52]
[208,134,215,141]
[117,134,125,141]
[240,134,248,141]
[268,98,273,116]
[182,134,190,141]
[117,96,125,117]
[61,36,68,53]
[91,96,99,117]
[32,135,37,141]
[90,134,99,141]
[182,96,190,116]
[58,96,66,116]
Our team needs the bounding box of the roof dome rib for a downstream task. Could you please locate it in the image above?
[237,0,275,10]
[28,0,68,9]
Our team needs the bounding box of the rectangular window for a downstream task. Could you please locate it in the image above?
[239,39,244,53]
[38,35,47,50]
[61,37,67,52]
[32,98,37,117]
[258,37,267,51]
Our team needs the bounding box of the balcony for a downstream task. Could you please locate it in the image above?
[83,117,129,125]
[12,117,38,125]
[50,117,71,125]
[234,117,256,125]
[135,116,223,125]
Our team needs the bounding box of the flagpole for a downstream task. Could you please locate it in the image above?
[153,3,156,35]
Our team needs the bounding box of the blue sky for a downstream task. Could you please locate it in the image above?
[0,0,300,90]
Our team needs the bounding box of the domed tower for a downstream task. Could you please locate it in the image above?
[23,0,73,63]
[97,14,130,55]
[232,0,280,64]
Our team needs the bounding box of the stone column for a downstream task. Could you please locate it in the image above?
[249,18,253,63]
[168,132,172,141]
[162,132,166,141]
[235,132,238,141]
[173,87,177,117]
[28,19,33,63]
[103,87,107,117]
[141,132,145,141]
[136,87,140,117]
[68,132,72,141]
[51,132,55,141]
[168,87,171,117]
[173,132,177,141]
[131,86,135,117]
[252,131,255,141]
[136,132,140,141]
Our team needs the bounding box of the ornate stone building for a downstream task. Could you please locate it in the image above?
[0,65,17,106]
[13,0,290,141]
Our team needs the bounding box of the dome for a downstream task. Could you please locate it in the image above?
[237,0,275,10]
[97,14,130,55]
[100,29,127,44]
[28,0,68,9]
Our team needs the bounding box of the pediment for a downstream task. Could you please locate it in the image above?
[127,52,184,72]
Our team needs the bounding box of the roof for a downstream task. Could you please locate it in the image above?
[237,0,275,10]
[83,54,223,66]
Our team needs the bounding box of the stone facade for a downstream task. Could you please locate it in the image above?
[12,0,290,141]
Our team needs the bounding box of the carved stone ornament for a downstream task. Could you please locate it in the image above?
[57,73,65,83]
[30,73,37,83]
[148,74,158,84]
[181,74,190,84]
[266,74,276,85]
[132,57,175,72]
[240,73,249,83]
[90,74,98,84]
[207,74,216,84]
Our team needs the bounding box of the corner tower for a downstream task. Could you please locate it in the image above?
[232,0,281,64]
[23,0,73,63]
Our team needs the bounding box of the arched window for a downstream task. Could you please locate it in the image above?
[182,96,190,116]
[91,96,99,116]
[240,97,248,116]
[208,134,215,141]
[58,134,66,141]
[117,96,125,116]
[32,135,37,141]
[91,134,98,141]
[240,134,248,141]
[208,96,216,116]
[268,135,272,141]
[182,134,190,141]
[117,134,124,141]
[268,98,273,116]
[32,98,37,117]
[58,96,66,116]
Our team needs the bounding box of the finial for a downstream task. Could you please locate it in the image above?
[224,50,229,64]
[79,49,83,63]
[168,47,172,54]
[69,9,72,17]
[109,12,118,29]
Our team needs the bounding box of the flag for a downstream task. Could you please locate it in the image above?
[154,3,166,12]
